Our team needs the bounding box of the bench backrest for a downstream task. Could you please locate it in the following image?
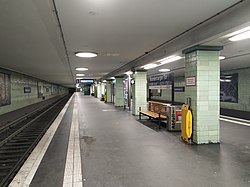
[148,101,168,116]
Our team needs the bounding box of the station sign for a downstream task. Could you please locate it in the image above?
[76,79,94,84]
[149,73,173,89]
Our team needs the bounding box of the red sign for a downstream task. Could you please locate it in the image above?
[175,110,182,122]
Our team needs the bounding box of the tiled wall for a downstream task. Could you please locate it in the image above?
[185,50,220,144]
[0,69,68,115]
[151,76,185,103]
[150,67,250,113]
[220,67,250,112]
[106,81,112,102]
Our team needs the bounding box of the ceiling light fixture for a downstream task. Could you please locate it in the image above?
[220,79,232,82]
[76,77,84,79]
[142,63,159,70]
[75,52,98,58]
[219,56,226,60]
[75,67,88,71]
[76,74,85,76]
[229,30,250,41]
[125,71,133,75]
[226,26,250,38]
[157,55,183,64]
[159,69,171,72]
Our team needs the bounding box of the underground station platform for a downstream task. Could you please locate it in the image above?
[0,93,249,187]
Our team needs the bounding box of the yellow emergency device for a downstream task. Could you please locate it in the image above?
[181,104,192,142]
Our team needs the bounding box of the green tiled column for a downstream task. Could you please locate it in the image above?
[102,83,105,95]
[183,46,222,144]
[132,71,147,115]
[97,83,101,98]
[115,77,124,107]
[106,81,112,103]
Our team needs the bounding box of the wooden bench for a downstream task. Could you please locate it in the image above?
[138,101,169,129]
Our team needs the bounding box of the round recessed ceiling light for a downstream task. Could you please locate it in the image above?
[75,67,88,71]
[75,52,97,58]
[76,74,85,76]
[159,69,170,72]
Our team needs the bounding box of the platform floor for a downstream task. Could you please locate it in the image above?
[10,93,250,187]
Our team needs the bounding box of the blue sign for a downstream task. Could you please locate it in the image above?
[80,80,93,83]
[174,87,185,92]
[149,73,173,87]
[76,79,94,84]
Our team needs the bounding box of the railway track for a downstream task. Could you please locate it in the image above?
[0,95,71,187]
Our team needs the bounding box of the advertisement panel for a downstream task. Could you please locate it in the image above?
[0,73,11,106]
[220,73,238,103]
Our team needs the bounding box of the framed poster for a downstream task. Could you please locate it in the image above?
[0,73,11,106]
[151,89,162,97]
[24,87,31,93]
[220,73,238,103]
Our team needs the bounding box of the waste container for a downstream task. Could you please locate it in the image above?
[181,104,192,142]
[100,94,104,101]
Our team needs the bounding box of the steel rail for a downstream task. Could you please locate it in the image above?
[0,95,71,187]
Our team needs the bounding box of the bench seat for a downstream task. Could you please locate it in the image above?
[138,110,167,129]
[139,111,167,119]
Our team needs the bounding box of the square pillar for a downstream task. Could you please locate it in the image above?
[94,84,97,97]
[101,83,105,95]
[106,81,112,103]
[97,83,101,99]
[132,71,147,115]
[183,45,223,144]
[115,77,124,107]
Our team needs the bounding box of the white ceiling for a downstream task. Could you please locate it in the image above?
[147,31,250,76]
[0,0,248,87]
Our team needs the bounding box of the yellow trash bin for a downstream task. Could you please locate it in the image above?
[181,105,192,142]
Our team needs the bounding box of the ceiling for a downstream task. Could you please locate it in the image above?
[147,29,250,76]
[0,0,249,87]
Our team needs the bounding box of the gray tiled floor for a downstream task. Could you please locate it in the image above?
[78,96,250,187]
